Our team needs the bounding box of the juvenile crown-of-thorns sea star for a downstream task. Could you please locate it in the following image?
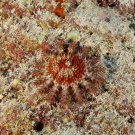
[33,39,106,107]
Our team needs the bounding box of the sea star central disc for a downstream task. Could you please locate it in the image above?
[47,52,85,85]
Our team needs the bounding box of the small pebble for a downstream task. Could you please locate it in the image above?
[11,79,20,87]
[0,94,3,100]
[34,122,44,132]
[66,30,80,42]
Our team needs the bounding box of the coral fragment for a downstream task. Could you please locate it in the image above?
[53,0,66,18]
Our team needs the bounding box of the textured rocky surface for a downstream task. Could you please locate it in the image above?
[0,0,135,134]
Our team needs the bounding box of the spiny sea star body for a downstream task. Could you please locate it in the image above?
[33,39,106,106]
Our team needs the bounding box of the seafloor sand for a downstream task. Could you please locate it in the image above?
[0,0,135,135]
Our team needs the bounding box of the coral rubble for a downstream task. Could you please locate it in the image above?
[0,0,135,134]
